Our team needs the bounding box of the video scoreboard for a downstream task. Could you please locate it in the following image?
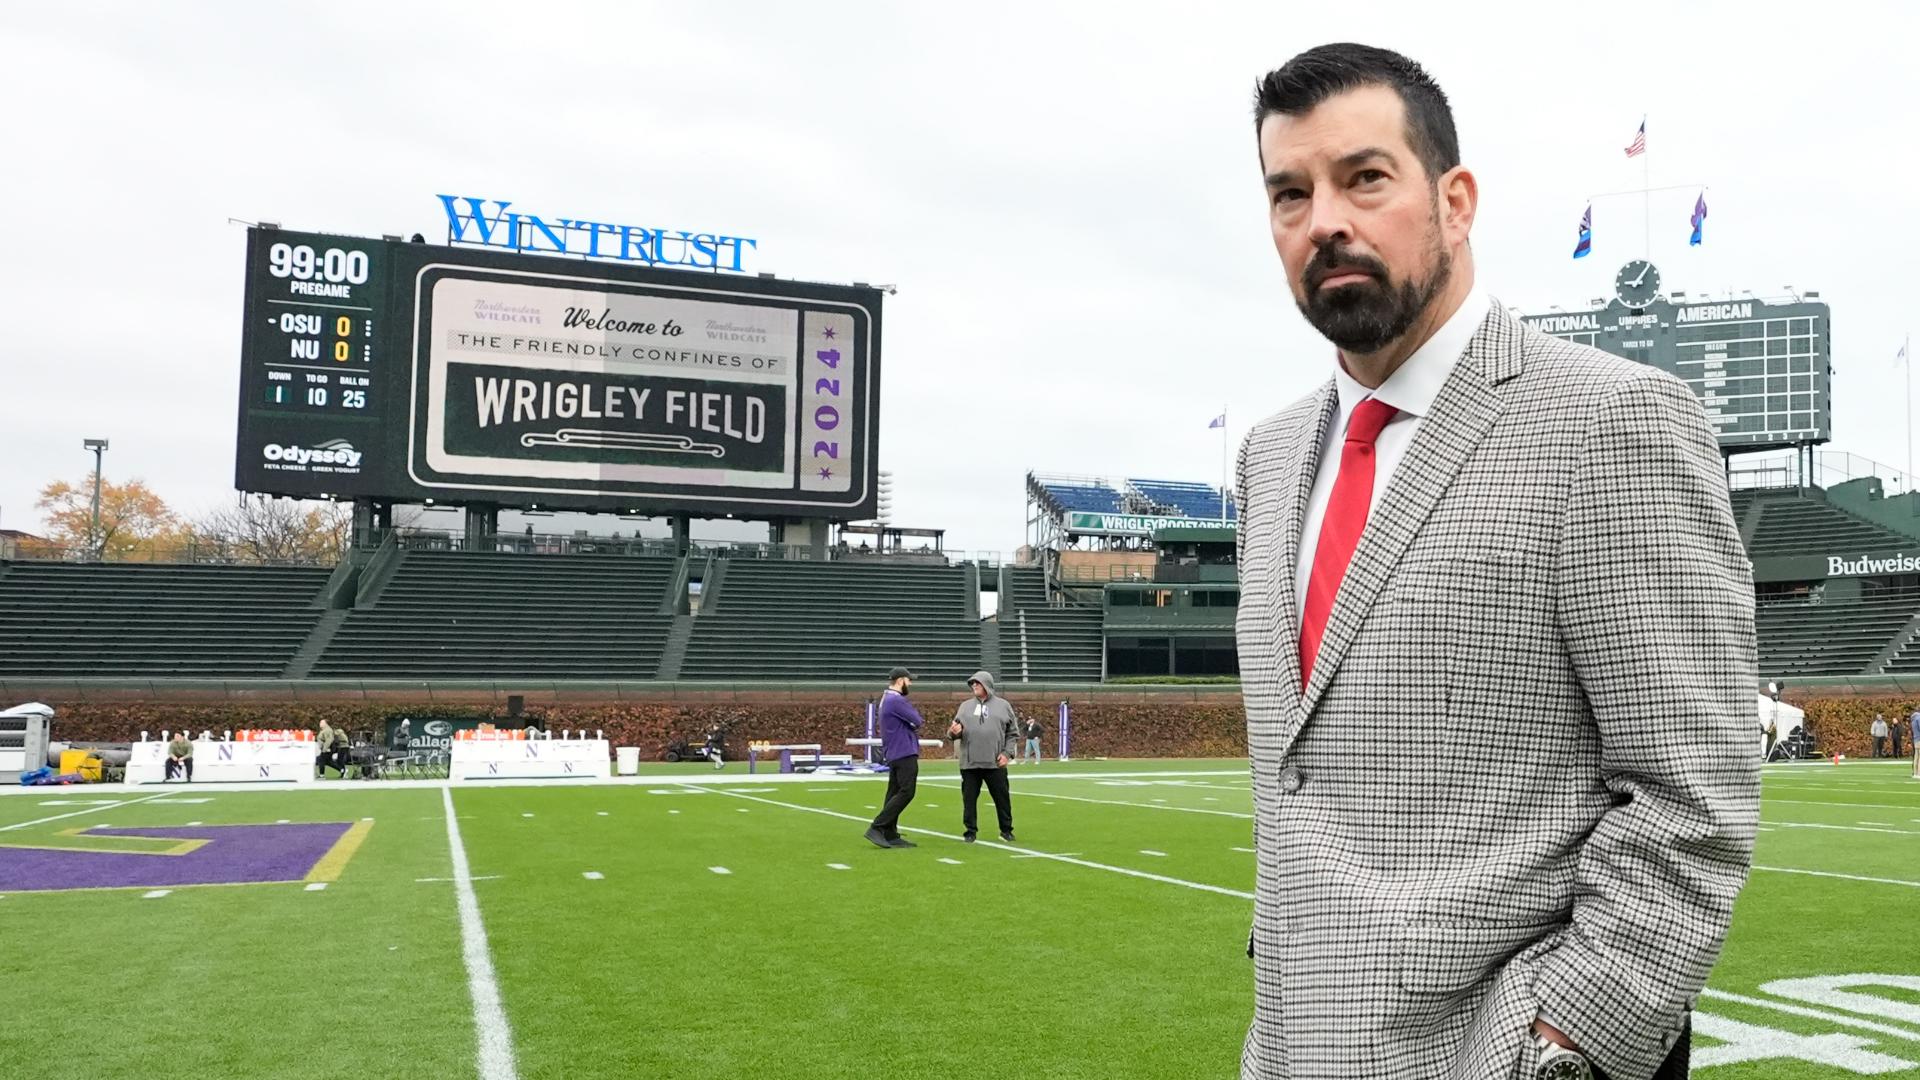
[1519,261,1830,452]
[235,228,882,518]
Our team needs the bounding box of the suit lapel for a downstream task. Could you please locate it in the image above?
[1296,306,1524,720]
[1270,385,1337,715]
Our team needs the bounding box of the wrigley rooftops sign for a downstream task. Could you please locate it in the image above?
[1067,512,1238,537]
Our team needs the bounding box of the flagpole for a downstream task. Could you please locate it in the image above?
[1220,405,1229,523]
[1642,115,1651,259]
[1907,333,1913,493]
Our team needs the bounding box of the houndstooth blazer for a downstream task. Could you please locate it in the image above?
[1234,302,1758,1080]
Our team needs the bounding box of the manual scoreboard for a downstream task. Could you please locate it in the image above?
[1519,261,1830,452]
[235,228,882,518]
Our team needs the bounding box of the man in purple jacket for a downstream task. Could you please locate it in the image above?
[865,667,923,849]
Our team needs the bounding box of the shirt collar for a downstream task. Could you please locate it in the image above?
[1331,287,1489,429]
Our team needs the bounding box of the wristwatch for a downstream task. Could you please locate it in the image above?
[1535,1033,1592,1080]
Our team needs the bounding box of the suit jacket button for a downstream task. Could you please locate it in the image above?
[1278,767,1303,793]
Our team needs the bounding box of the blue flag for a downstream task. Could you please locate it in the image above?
[1572,204,1592,259]
[1689,192,1708,246]
[1207,414,1225,429]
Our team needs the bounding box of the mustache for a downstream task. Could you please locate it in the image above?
[1303,244,1390,290]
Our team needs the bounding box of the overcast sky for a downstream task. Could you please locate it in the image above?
[4,2,1918,557]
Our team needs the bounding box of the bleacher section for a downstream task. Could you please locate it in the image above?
[997,566,1103,681]
[1029,476,1125,515]
[310,550,677,679]
[0,561,329,678]
[680,559,982,680]
[1128,479,1235,521]
[1744,491,1912,558]
[1758,587,1920,677]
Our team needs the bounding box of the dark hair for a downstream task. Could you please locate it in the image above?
[1252,43,1458,184]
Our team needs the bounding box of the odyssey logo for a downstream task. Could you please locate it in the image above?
[263,439,363,469]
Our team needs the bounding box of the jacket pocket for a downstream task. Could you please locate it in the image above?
[1395,919,1560,995]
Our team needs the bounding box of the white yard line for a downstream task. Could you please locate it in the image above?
[1009,770,1245,782]
[0,792,169,832]
[1764,822,1917,836]
[1700,989,1920,1044]
[141,890,170,899]
[582,872,603,880]
[704,788,1253,901]
[1767,799,1920,811]
[304,883,328,892]
[1751,865,1920,890]
[922,783,1251,820]
[441,786,519,1080]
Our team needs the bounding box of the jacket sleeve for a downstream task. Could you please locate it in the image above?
[1236,429,1258,961]
[1000,707,1019,758]
[900,699,922,730]
[1534,370,1759,1080]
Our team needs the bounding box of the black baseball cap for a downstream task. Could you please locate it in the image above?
[888,667,915,681]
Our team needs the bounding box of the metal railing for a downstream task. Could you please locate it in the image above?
[1,541,345,568]
[1730,450,1920,497]
[4,528,1005,571]
[389,530,680,558]
[1055,564,1159,584]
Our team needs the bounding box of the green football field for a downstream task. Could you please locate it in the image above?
[0,758,1915,1079]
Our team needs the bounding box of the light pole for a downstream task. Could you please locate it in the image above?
[83,438,109,559]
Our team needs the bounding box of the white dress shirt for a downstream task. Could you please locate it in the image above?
[1295,288,1490,625]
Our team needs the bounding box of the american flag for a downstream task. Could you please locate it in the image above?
[1624,119,1647,158]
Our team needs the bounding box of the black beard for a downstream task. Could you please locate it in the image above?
[1295,239,1452,355]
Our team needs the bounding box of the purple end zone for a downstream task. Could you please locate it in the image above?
[0,823,354,892]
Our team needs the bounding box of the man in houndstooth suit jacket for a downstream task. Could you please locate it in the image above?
[1235,45,1758,1080]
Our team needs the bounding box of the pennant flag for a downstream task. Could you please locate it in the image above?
[1899,341,1909,368]
[1625,119,1646,158]
[1207,414,1225,429]
[1689,192,1708,246]
[1572,204,1593,259]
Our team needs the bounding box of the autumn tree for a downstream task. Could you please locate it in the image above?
[186,496,351,565]
[34,474,184,561]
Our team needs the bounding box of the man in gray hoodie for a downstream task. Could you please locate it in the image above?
[947,670,1020,843]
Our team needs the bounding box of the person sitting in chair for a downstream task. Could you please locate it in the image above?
[165,731,193,782]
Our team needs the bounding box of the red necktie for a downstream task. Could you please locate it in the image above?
[1299,397,1398,687]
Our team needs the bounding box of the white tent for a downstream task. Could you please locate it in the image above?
[1,702,54,774]
[1758,694,1803,760]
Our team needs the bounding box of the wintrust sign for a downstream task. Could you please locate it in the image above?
[438,195,757,272]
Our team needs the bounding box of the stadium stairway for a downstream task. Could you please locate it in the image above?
[680,558,984,681]
[0,561,332,679]
[308,549,678,680]
[1742,488,1915,558]
[996,565,1104,682]
[655,614,695,680]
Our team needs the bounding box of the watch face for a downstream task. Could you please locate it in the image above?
[1541,1057,1590,1080]
[1614,259,1662,308]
